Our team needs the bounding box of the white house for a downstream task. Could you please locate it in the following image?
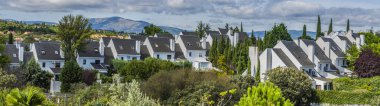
[77,41,107,73]
[108,39,141,61]
[316,37,351,75]
[176,35,211,70]
[3,44,24,70]
[143,37,175,61]
[31,41,65,80]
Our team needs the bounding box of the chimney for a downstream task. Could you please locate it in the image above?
[99,40,105,56]
[201,37,206,49]
[326,41,331,58]
[342,40,347,53]
[234,32,239,47]
[308,44,315,63]
[136,40,140,53]
[15,41,20,49]
[19,46,24,62]
[169,39,175,51]
[249,46,259,77]
[266,48,272,71]
[360,34,365,46]
[60,46,64,58]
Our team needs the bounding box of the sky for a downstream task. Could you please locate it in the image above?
[1,0,380,32]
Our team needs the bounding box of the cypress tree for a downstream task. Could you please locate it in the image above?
[316,15,322,39]
[240,21,243,32]
[328,18,333,34]
[8,33,14,44]
[251,29,256,45]
[346,19,350,32]
[209,38,217,66]
[225,23,229,29]
[302,24,307,37]
[299,25,313,40]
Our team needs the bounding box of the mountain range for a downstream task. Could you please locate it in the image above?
[4,17,316,38]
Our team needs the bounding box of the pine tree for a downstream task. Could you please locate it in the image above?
[299,25,313,40]
[328,18,333,34]
[302,24,307,37]
[8,33,13,44]
[225,23,229,29]
[240,21,243,32]
[316,15,322,39]
[209,38,218,66]
[346,19,350,32]
[251,29,256,45]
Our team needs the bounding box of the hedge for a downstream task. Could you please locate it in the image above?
[333,76,380,92]
[316,90,380,105]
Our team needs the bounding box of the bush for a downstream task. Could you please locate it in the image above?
[333,76,380,92]
[267,67,315,105]
[60,60,83,92]
[354,49,380,78]
[316,90,380,105]
[236,82,293,106]
[82,70,97,85]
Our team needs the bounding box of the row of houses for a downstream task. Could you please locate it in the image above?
[248,30,365,90]
[3,28,249,82]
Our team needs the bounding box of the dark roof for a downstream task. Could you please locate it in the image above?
[111,39,139,55]
[147,37,173,52]
[4,45,19,63]
[218,28,229,35]
[210,34,228,40]
[337,36,353,46]
[313,77,332,82]
[140,45,150,60]
[101,37,112,46]
[23,52,33,63]
[130,35,148,41]
[181,32,198,36]
[104,47,114,65]
[281,41,315,66]
[78,42,102,57]
[50,68,62,74]
[321,38,345,57]
[351,33,359,38]
[175,44,186,60]
[238,32,249,41]
[272,49,297,68]
[326,71,344,77]
[156,33,174,39]
[301,40,330,61]
[91,63,107,69]
[206,31,220,36]
[34,42,64,60]
[179,36,205,50]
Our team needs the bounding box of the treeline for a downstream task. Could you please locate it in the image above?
[0,21,56,34]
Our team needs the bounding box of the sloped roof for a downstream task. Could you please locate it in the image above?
[179,36,205,50]
[156,33,174,39]
[140,45,150,60]
[147,37,173,52]
[175,44,186,60]
[111,39,139,55]
[321,38,345,57]
[34,42,64,60]
[4,45,19,63]
[210,34,228,40]
[301,39,331,61]
[181,32,198,36]
[218,28,229,35]
[91,63,107,69]
[238,32,249,41]
[23,52,33,63]
[272,49,297,68]
[337,36,353,46]
[78,42,102,57]
[130,35,148,41]
[281,40,315,67]
[206,31,220,36]
[101,37,112,46]
[104,47,114,65]
[50,68,62,74]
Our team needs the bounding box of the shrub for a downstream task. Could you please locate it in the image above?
[236,82,293,106]
[333,76,380,92]
[354,49,380,78]
[82,70,97,85]
[267,67,314,105]
[316,90,380,105]
[60,60,83,92]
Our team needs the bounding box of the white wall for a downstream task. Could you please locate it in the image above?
[152,52,175,61]
[77,57,104,70]
[116,54,141,61]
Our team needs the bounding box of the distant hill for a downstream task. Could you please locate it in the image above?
[249,30,317,39]
[3,19,57,25]
[89,17,184,35]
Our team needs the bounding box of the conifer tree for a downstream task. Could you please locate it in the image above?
[225,23,229,29]
[8,33,13,44]
[346,19,350,32]
[240,21,243,32]
[299,25,313,40]
[251,30,256,45]
[316,15,322,39]
[328,18,333,34]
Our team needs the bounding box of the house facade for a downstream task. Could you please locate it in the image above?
[176,35,211,70]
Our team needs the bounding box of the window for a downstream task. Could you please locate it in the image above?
[316,85,321,90]
[199,53,203,57]
[83,59,87,65]
[55,63,60,68]
[42,62,46,68]
[41,50,46,55]
[127,56,131,59]
[189,52,192,57]
[121,57,124,60]
[157,54,160,58]
[132,57,137,60]
[95,60,100,64]
[324,83,328,90]
[167,55,172,60]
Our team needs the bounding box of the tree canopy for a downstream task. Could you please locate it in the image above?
[263,23,292,49]
[144,24,163,36]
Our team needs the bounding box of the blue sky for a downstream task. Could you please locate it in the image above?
[1,0,380,32]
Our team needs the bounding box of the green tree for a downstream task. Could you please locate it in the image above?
[299,25,313,40]
[195,21,210,38]
[240,21,243,32]
[25,58,52,89]
[0,68,16,88]
[267,67,314,105]
[0,45,10,69]
[57,14,92,61]
[263,23,292,48]
[316,15,322,39]
[60,60,83,92]
[5,86,53,106]
[8,33,13,44]
[346,45,360,70]
[250,29,256,45]
[328,18,333,34]
[236,82,293,106]
[346,19,350,32]
[144,24,163,36]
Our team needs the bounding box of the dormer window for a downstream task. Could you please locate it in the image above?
[119,46,124,50]
[94,48,99,53]
[55,51,58,54]
[41,50,46,55]
[155,44,158,47]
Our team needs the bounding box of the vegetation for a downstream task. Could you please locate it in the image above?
[316,90,380,105]
[346,19,350,32]
[299,24,313,40]
[332,76,380,92]
[236,82,293,106]
[262,23,292,49]
[60,60,83,92]
[0,68,16,88]
[144,24,163,36]
[316,15,323,39]
[25,58,53,90]
[5,86,53,106]
[354,49,380,78]
[195,21,211,38]
[328,18,333,34]
[346,45,360,70]
[267,67,315,105]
